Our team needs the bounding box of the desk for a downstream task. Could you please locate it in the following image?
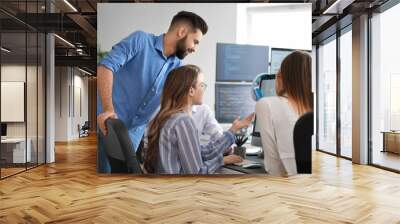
[202,134,266,174]
[381,131,400,154]
[1,138,32,164]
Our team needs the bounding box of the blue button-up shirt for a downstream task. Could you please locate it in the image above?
[98,31,181,150]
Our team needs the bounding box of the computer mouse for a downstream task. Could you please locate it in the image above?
[242,163,263,169]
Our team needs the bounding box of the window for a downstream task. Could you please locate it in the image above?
[236,4,311,50]
[0,1,47,179]
[339,28,352,158]
[370,2,400,171]
[317,36,337,154]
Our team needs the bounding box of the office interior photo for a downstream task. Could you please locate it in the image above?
[1,0,400,223]
[97,2,311,174]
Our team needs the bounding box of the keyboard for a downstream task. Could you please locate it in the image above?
[234,159,263,167]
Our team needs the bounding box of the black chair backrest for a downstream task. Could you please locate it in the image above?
[82,121,90,129]
[293,112,314,174]
[136,139,144,164]
[100,118,142,173]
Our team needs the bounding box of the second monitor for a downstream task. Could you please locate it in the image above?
[270,47,312,74]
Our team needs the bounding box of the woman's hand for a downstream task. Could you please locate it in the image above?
[229,113,255,133]
[223,146,233,156]
[223,154,243,165]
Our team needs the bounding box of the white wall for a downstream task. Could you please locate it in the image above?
[55,67,68,141]
[55,67,89,141]
[98,3,238,112]
[72,73,89,138]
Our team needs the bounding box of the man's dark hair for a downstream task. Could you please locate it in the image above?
[169,11,208,35]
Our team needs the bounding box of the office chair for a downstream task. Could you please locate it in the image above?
[82,121,90,131]
[100,118,142,173]
[79,121,90,138]
[293,112,313,174]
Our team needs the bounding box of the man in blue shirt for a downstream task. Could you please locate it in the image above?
[97,11,208,173]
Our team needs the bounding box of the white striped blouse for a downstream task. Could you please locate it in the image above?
[156,112,235,174]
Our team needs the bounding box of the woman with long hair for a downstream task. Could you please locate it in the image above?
[144,65,254,174]
[256,51,313,176]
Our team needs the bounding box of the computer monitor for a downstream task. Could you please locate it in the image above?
[270,48,312,74]
[251,75,276,147]
[270,48,293,74]
[215,83,256,123]
[216,43,269,82]
[1,123,7,138]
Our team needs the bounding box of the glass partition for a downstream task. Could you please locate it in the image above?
[317,36,337,155]
[370,3,400,171]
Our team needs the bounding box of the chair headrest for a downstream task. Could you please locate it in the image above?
[294,112,314,135]
[100,119,129,161]
[102,119,136,161]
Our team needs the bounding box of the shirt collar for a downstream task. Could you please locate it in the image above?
[192,105,198,113]
[155,34,165,57]
[155,34,180,64]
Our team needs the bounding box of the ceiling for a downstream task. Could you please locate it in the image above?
[0,0,392,75]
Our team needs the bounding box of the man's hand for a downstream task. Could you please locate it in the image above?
[97,111,117,136]
[223,154,243,165]
[97,65,116,136]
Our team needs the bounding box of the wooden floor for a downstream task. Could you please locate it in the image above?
[1,167,26,178]
[1,136,400,223]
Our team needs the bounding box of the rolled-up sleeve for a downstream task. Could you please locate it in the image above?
[174,117,234,174]
[99,30,145,74]
[200,131,234,161]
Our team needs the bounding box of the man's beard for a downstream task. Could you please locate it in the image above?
[175,36,189,59]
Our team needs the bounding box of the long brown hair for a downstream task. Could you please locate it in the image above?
[276,51,313,115]
[144,65,201,173]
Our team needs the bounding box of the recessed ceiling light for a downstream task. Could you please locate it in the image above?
[323,0,355,15]
[1,47,11,53]
[54,34,75,48]
[78,67,93,76]
[63,0,78,12]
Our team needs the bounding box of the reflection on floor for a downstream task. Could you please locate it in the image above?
[373,150,400,171]
[341,147,352,158]
[0,167,25,177]
[0,165,42,178]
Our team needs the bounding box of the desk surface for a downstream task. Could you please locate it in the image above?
[381,131,400,134]
[223,155,266,174]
